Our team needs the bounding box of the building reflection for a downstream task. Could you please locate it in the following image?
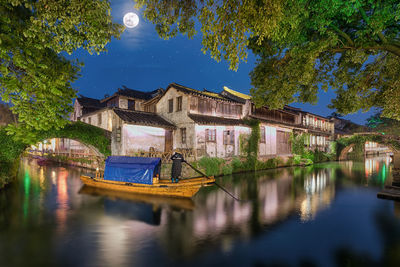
[2,156,394,266]
[300,169,334,221]
[158,167,338,258]
[56,168,69,233]
[163,157,393,258]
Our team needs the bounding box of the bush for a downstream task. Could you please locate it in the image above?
[0,127,27,163]
[197,157,225,176]
[275,157,284,166]
[222,164,233,175]
[293,155,302,165]
[255,158,278,170]
[231,157,244,173]
[286,156,294,166]
[303,150,315,162]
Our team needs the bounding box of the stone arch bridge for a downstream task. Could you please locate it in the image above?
[0,122,111,169]
[337,132,400,185]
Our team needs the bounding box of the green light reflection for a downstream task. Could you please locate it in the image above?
[23,171,31,220]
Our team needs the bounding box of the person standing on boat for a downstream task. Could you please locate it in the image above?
[171,153,184,183]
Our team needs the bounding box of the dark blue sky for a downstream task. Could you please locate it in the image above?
[70,0,375,125]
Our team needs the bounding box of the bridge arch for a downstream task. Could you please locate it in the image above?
[337,133,400,186]
[30,121,111,158]
[337,134,400,161]
[0,121,111,165]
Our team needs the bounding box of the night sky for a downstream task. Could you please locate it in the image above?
[69,0,375,125]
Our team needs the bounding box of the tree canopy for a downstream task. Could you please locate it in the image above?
[135,0,400,119]
[0,0,123,141]
[366,112,400,136]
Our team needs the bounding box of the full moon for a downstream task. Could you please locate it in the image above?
[123,12,139,28]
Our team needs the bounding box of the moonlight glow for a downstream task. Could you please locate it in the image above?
[123,12,139,28]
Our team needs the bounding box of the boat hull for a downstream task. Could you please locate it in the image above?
[80,175,215,198]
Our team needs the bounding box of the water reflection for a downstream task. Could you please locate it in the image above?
[0,156,398,266]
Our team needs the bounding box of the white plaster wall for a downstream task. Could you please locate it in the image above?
[71,100,82,121]
[122,124,165,155]
[259,125,277,156]
[119,97,128,109]
[195,125,240,158]
[266,126,277,155]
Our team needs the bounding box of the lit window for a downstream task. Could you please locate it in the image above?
[181,128,186,144]
[223,130,235,145]
[177,96,182,111]
[205,129,216,142]
[260,127,266,143]
[168,99,173,113]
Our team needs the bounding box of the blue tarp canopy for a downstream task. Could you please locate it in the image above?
[104,156,161,185]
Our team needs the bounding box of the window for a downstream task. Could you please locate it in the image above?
[216,103,223,113]
[223,103,230,114]
[181,128,186,144]
[198,98,206,113]
[177,96,182,111]
[128,100,135,110]
[236,105,242,115]
[97,113,102,126]
[168,99,173,113]
[205,129,216,142]
[260,127,266,143]
[223,130,235,145]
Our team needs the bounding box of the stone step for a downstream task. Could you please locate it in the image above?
[377,185,400,201]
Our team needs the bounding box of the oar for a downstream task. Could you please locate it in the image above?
[182,160,243,202]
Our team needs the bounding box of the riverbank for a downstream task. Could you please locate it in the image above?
[161,152,335,179]
[0,159,20,190]
[0,152,335,190]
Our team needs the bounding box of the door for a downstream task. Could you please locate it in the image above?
[165,130,173,152]
[277,130,291,155]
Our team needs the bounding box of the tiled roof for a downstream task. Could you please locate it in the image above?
[188,113,245,125]
[77,96,105,108]
[223,86,251,100]
[114,86,164,100]
[167,83,237,102]
[113,108,176,129]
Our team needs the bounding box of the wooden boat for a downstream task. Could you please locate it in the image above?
[79,185,196,210]
[81,154,215,198]
[80,174,215,198]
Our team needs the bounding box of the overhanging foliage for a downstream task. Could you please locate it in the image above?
[0,0,123,136]
[0,121,111,163]
[136,0,400,119]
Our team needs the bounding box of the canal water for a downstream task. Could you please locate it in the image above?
[1,157,400,266]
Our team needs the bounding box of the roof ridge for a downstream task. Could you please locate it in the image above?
[113,107,155,114]
[78,95,100,100]
[223,86,251,100]
[169,82,237,102]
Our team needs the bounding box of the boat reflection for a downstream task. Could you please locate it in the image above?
[104,198,162,225]
[79,185,195,211]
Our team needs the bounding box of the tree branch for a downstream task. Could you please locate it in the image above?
[330,24,355,46]
[329,44,400,57]
[359,6,388,43]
